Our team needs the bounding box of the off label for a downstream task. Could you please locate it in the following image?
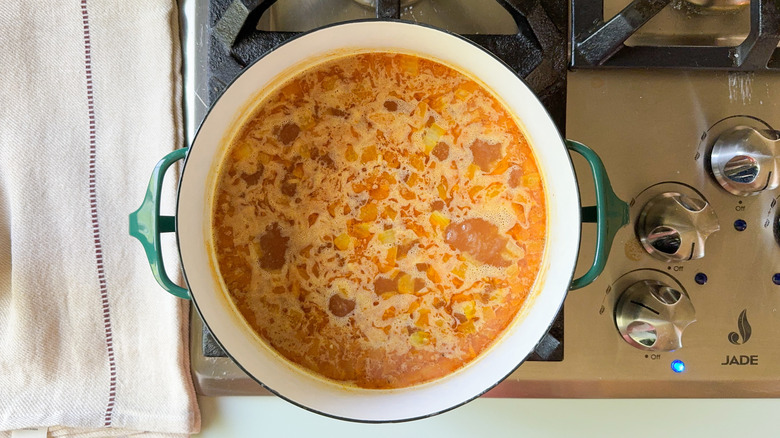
[644,354,661,360]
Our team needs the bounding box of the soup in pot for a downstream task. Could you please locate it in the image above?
[211,52,546,389]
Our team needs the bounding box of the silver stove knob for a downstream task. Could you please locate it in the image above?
[710,126,780,196]
[637,192,719,262]
[615,280,696,351]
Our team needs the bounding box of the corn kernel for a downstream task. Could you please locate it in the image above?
[409,330,431,347]
[422,123,445,153]
[522,173,541,187]
[345,144,358,162]
[334,233,351,250]
[381,291,395,300]
[292,163,304,179]
[463,301,476,320]
[231,141,252,161]
[437,183,448,200]
[378,229,395,244]
[398,273,413,294]
[466,163,480,179]
[451,263,468,279]
[429,211,450,229]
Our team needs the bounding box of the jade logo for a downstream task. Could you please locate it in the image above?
[728,309,752,345]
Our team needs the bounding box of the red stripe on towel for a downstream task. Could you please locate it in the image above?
[80,0,117,428]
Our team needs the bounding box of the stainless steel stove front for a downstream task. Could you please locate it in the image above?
[182,0,780,397]
[493,69,780,398]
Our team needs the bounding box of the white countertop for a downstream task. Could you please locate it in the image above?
[194,396,780,437]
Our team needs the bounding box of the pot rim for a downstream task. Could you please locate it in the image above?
[177,19,580,422]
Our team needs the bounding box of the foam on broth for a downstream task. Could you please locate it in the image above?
[211,52,546,389]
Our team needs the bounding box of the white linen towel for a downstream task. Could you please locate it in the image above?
[0,0,200,436]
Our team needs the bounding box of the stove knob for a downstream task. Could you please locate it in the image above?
[710,126,780,196]
[615,280,696,351]
[637,192,719,261]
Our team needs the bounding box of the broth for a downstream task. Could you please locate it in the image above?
[212,52,546,389]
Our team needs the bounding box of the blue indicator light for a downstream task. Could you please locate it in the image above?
[773,274,780,286]
[694,272,708,285]
[671,360,686,373]
[734,219,747,231]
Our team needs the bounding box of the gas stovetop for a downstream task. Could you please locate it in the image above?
[181,0,780,396]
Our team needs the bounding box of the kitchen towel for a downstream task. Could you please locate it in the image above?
[0,1,200,436]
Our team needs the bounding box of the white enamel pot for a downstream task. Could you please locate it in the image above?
[129,21,628,422]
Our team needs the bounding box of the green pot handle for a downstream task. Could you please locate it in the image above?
[129,147,190,299]
[565,140,629,290]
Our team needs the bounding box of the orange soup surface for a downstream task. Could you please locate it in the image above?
[212,52,546,389]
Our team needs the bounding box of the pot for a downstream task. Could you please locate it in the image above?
[129,21,628,422]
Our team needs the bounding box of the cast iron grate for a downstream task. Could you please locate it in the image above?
[201,0,566,362]
[208,0,568,128]
[571,0,780,70]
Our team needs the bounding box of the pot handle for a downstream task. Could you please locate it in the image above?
[128,147,190,299]
[565,140,629,290]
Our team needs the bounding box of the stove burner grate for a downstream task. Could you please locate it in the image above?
[208,0,568,128]
[571,0,780,70]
